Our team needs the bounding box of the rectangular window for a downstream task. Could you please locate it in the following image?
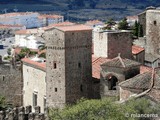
[78,62,81,68]
[33,93,37,106]
[53,61,57,69]
[55,88,57,92]
[44,97,46,109]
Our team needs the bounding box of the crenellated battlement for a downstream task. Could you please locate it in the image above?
[0,106,47,120]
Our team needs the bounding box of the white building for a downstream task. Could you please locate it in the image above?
[22,56,46,112]
[38,14,64,27]
[0,12,39,28]
[14,29,45,49]
[126,15,138,27]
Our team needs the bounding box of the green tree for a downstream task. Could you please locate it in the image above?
[7,48,11,56]
[132,21,143,38]
[133,20,139,38]
[49,97,160,120]
[138,24,143,37]
[106,18,115,26]
[118,17,128,30]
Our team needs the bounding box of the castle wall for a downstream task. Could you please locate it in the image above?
[146,10,160,55]
[23,64,46,113]
[138,12,146,36]
[0,63,22,107]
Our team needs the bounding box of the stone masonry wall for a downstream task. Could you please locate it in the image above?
[0,63,22,107]
[45,28,92,108]
[45,29,66,108]
[107,31,132,59]
[146,10,160,55]
[65,30,93,103]
[138,12,146,36]
[0,106,46,120]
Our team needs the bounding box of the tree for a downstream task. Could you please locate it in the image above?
[49,97,160,120]
[138,24,143,37]
[133,20,139,38]
[132,21,143,38]
[118,17,128,30]
[7,48,11,56]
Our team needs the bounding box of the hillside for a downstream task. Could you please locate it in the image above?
[0,0,160,22]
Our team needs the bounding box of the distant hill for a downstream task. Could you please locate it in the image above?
[0,0,160,22]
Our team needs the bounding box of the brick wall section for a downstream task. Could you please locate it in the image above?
[107,32,132,59]
[0,63,22,107]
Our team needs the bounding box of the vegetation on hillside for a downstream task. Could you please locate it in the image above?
[49,97,160,120]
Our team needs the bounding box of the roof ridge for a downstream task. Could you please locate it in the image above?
[117,53,126,67]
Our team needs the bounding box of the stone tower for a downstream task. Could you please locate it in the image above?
[45,25,93,108]
[138,7,160,56]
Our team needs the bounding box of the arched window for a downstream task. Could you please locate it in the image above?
[107,75,118,90]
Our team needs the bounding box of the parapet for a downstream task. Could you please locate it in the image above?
[0,106,47,120]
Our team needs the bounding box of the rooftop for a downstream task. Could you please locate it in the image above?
[38,14,63,19]
[42,21,75,30]
[101,54,141,68]
[145,53,159,62]
[0,12,38,17]
[0,24,24,28]
[132,45,145,55]
[15,29,39,35]
[22,57,46,71]
[92,56,111,79]
[51,24,93,32]
[85,20,104,25]
[126,16,138,20]
[119,68,160,90]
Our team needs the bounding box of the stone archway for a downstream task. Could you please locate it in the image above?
[106,74,118,90]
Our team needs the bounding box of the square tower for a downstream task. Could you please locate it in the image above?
[45,25,93,108]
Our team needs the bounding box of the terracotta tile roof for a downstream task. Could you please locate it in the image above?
[119,71,152,89]
[120,68,160,90]
[38,14,63,19]
[0,12,38,17]
[126,16,138,20]
[132,45,144,55]
[92,56,111,79]
[0,24,24,28]
[86,20,104,25]
[140,65,152,74]
[42,21,75,30]
[101,55,141,68]
[15,29,39,35]
[54,24,92,32]
[22,57,46,71]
